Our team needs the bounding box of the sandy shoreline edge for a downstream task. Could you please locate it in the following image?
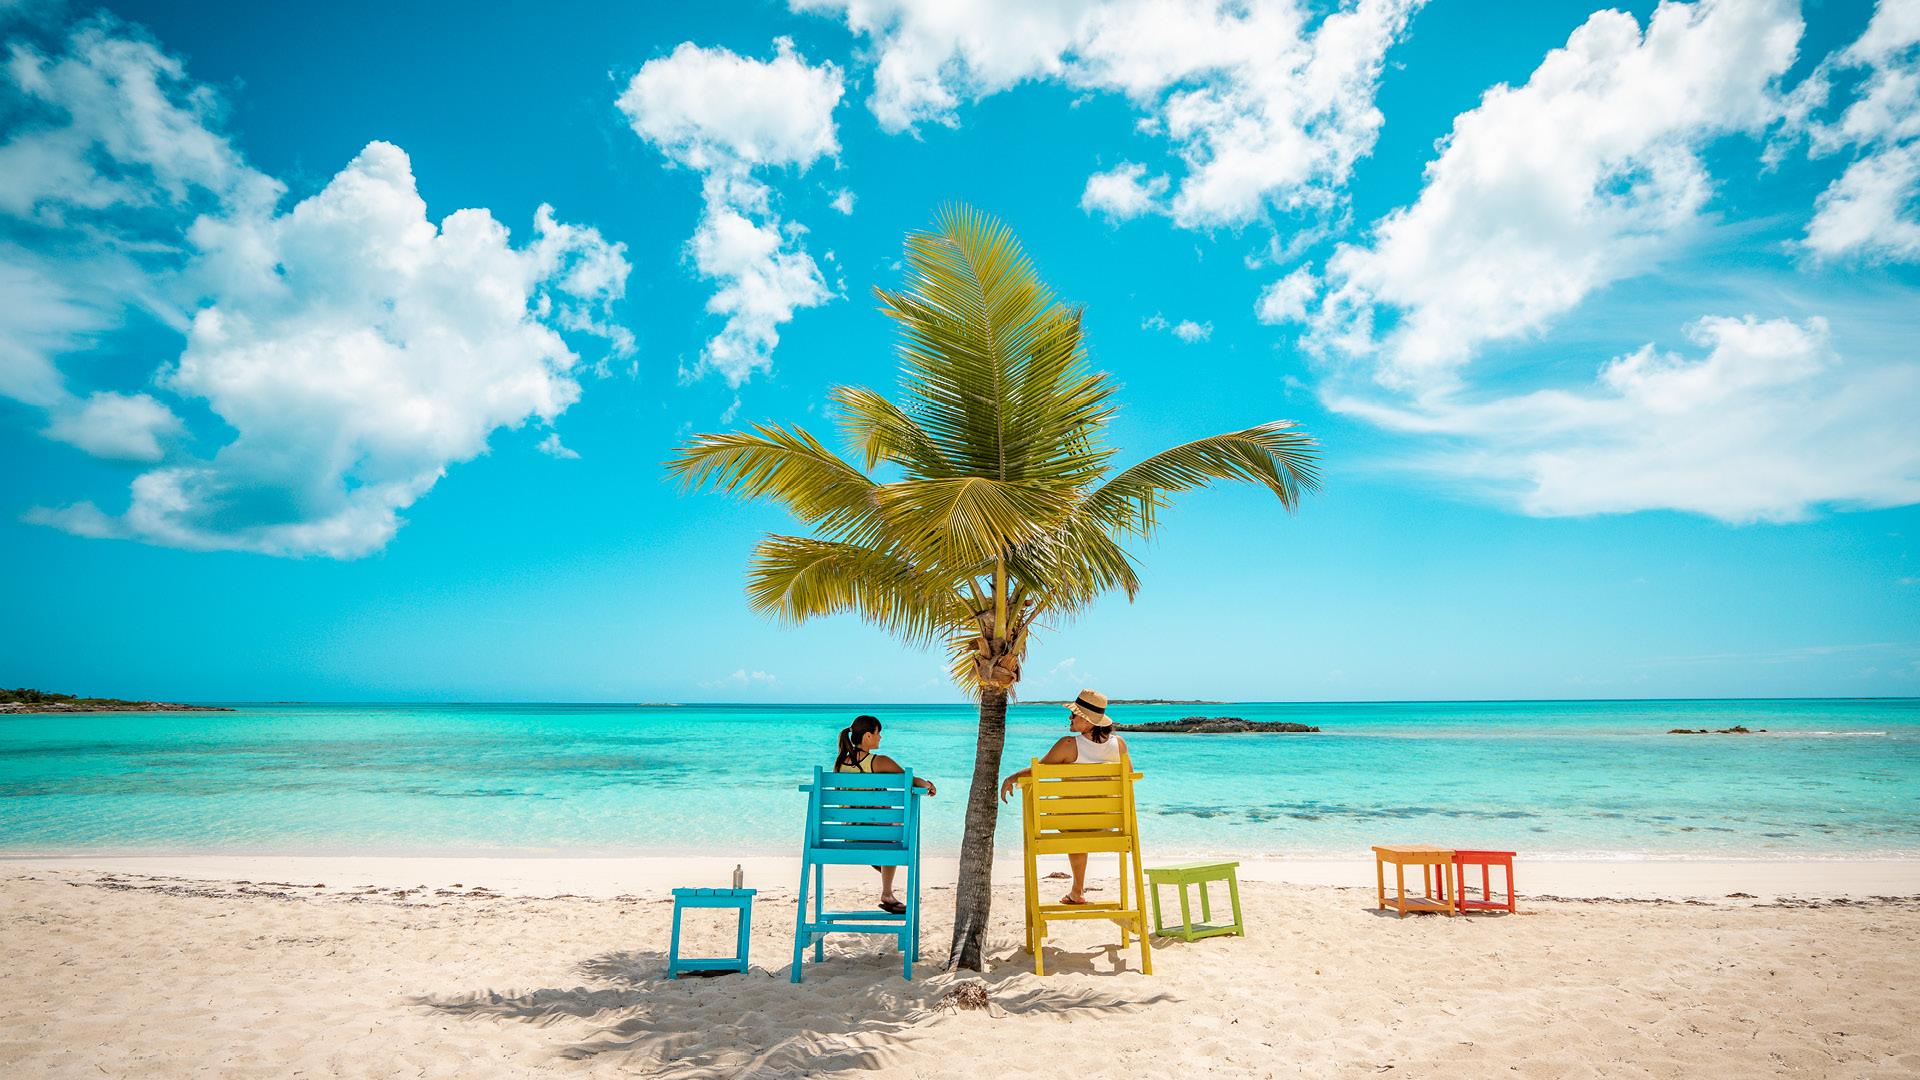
[6,852,1917,901]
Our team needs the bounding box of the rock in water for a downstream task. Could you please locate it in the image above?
[1111,717,1320,734]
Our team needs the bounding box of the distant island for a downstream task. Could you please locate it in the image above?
[1026,698,1224,706]
[1114,716,1320,734]
[0,688,232,714]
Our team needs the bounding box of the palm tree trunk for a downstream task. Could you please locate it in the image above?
[946,685,1009,971]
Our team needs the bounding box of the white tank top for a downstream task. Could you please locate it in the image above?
[1072,732,1121,763]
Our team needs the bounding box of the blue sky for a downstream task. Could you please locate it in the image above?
[2,0,1917,702]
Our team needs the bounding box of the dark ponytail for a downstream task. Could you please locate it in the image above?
[835,715,882,769]
[1085,724,1114,744]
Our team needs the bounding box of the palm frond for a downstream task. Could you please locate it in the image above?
[830,385,954,475]
[1005,510,1142,613]
[873,475,1075,566]
[666,424,882,542]
[1085,422,1322,537]
[746,535,963,646]
[877,204,1102,487]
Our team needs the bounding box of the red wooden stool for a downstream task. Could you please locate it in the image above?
[1445,850,1517,912]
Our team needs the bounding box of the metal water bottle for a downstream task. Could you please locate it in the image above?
[731,863,743,890]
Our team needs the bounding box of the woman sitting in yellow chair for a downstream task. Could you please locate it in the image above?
[999,689,1130,905]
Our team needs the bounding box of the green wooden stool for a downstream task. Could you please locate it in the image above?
[1146,861,1244,941]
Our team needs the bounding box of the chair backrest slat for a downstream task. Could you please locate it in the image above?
[1023,760,1139,839]
[816,823,905,842]
[818,786,908,808]
[816,806,904,825]
[1031,795,1119,816]
[1033,761,1133,779]
[1031,778,1123,800]
[1038,812,1125,831]
[799,766,918,851]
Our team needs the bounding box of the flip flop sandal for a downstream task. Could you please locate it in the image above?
[1060,895,1089,905]
[878,899,907,915]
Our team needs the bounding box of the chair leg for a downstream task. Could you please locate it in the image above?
[812,862,825,962]
[901,858,916,979]
[1134,853,1153,975]
[1150,880,1164,935]
[791,860,811,984]
[1117,853,1129,948]
[1023,853,1041,962]
[1227,872,1244,935]
[1177,881,1193,941]
[668,902,684,980]
[909,857,922,963]
[1375,857,1385,910]
[1395,864,1406,919]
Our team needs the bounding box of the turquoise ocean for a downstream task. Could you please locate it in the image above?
[3,700,1916,860]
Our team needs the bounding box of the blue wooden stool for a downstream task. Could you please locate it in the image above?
[667,887,756,978]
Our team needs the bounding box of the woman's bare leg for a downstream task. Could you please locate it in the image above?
[1063,853,1088,902]
[879,865,899,902]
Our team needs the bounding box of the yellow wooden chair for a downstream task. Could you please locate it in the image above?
[1017,758,1152,976]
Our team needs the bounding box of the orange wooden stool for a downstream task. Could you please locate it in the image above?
[1371,845,1457,918]
[1447,849,1517,913]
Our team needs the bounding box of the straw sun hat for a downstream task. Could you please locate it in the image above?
[1067,689,1112,727]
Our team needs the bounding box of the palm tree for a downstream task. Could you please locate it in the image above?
[666,205,1319,971]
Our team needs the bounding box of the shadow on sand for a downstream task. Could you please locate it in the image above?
[414,941,1173,1077]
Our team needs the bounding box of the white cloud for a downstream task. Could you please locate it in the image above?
[536,432,580,459]
[700,667,779,690]
[1081,161,1166,220]
[1811,0,1920,153]
[1800,0,1920,261]
[789,0,1083,132]
[830,187,856,214]
[30,141,630,558]
[617,38,843,386]
[1806,141,1920,259]
[687,177,833,385]
[42,390,180,460]
[1313,0,1805,389]
[1142,312,1211,342]
[0,250,118,407]
[1327,315,1920,523]
[616,38,842,172]
[0,19,280,414]
[0,20,280,223]
[1255,263,1316,324]
[795,0,1421,228]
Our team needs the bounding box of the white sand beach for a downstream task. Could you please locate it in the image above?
[4,856,1917,1078]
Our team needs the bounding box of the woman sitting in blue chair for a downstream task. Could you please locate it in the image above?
[833,715,936,914]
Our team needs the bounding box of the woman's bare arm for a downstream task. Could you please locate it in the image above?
[998,737,1076,801]
[872,754,936,795]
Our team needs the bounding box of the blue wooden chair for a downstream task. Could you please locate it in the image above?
[791,766,924,982]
